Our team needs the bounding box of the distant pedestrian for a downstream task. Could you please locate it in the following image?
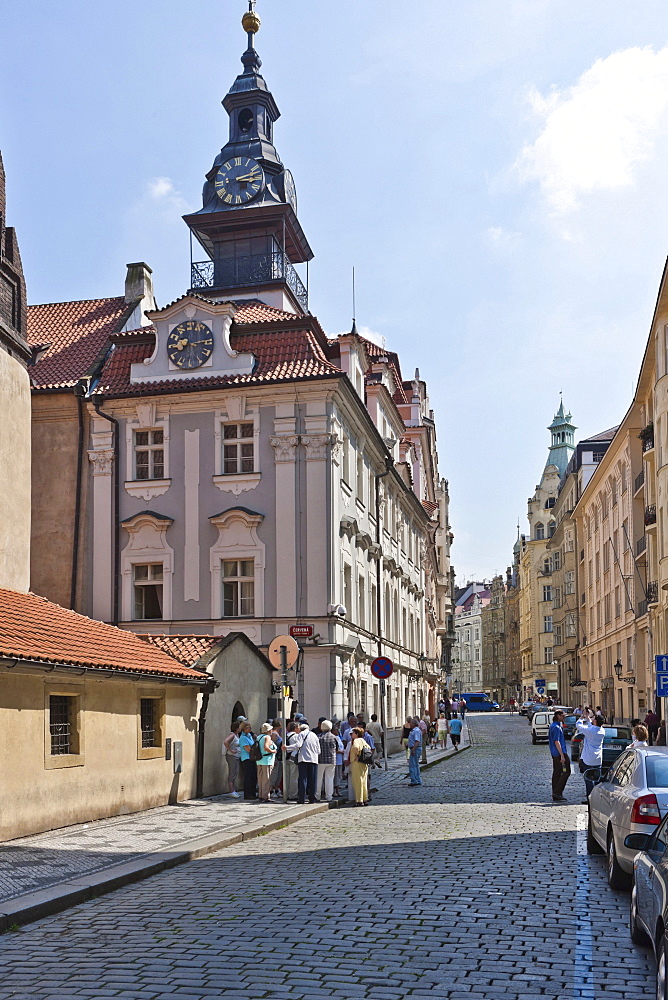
[340,712,356,743]
[401,717,412,772]
[332,722,345,795]
[367,715,383,766]
[348,727,370,806]
[630,724,649,749]
[257,723,277,803]
[238,722,258,801]
[657,720,667,746]
[269,720,284,798]
[223,722,242,797]
[284,721,300,800]
[437,713,449,748]
[645,710,660,745]
[407,717,423,786]
[316,720,338,802]
[451,698,459,718]
[448,715,463,750]
[292,724,321,804]
[460,699,467,721]
[549,710,570,803]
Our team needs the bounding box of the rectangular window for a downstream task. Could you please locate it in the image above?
[552,587,561,608]
[133,564,164,620]
[357,453,364,503]
[544,647,553,664]
[223,422,254,474]
[134,429,164,481]
[360,680,367,716]
[543,585,552,602]
[223,560,255,616]
[554,624,563,646]
[140,698,159,748]
[358,576,365,628]
[566,613,577,637]
[553,551,561,570]
[604,593,611,624]
[603,540,610,574]
[370,583,378,634]
[543,616,553,633]
[49,695,75,755]
[564,570,575,596]
[615,586,621,619]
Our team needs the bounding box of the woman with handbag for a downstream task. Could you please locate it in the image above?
[238,721,259,800]
[257,723,277,802]
[349,727,370,806]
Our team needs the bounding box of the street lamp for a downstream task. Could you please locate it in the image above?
[613,659,623,680]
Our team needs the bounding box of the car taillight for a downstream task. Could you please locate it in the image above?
[631,793,661,826]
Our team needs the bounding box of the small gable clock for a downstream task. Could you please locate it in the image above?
[167,320,214,370]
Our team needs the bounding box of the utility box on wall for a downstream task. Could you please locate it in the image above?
[173,741,182,773]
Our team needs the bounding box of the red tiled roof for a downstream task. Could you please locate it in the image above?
[233,300,297,323]
[95,325,343,397]
[142,634,221,666]
[0,588,207,681]
[27,297,133,390]
[421,499,439,517]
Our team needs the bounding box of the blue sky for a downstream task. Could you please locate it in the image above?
[2,1,668,580]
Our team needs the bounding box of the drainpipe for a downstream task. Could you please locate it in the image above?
[196,679,217,798]
[375,456,393,770]
[70,381,87,610]
[92,396,120,625]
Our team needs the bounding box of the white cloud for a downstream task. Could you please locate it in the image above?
[516,46,668,215]
[335,324,387,349]
[145,176,189,213]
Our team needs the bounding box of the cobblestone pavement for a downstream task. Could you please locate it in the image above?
[0,715,655,999]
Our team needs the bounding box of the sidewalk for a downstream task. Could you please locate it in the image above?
[0,722,471,930]
[370,719,472,792]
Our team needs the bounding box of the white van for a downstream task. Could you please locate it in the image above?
[531,711,554,744]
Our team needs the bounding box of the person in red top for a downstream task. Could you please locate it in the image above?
[644,709,660,745]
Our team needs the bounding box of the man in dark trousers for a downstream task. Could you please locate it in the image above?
[549,710,570,803]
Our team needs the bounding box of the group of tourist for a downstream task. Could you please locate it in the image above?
[222,711,387,807]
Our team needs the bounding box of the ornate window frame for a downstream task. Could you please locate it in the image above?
[124,402,171,502]
[213,395,261,495]
[120,511,174,621]
[209,507,265,618]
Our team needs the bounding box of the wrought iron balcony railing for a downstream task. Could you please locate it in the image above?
[648,580,659,604]
[641,423,655,452]
[645,504,657,526]
[635,469,645,493]
[638,599,648,617]
[191,252,308,310]
[636,535,647,556]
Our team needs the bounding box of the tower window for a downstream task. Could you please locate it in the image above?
[239,108,254,134]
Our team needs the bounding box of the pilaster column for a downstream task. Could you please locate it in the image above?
[88,443,114,622]
[270,433,299,617]
[302,432,335,617]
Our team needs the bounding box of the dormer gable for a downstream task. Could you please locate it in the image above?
[130,293,255,384]
[337,329,369,401]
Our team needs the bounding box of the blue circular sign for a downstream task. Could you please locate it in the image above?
[371,656,394,679]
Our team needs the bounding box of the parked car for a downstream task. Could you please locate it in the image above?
[460,693,500,712]
[527,704,570,724]
[562,715,577,740]
[571,725,632,764]
[531,711,553,744]
[520,700,534,716]
[624,803,668,998]
[587,746,668,890]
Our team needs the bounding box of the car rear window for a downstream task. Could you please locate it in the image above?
[603,728,632,740]
[565,716,576,723]
[645,757,668,788]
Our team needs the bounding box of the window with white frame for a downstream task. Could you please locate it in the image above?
[134,430,164,480]
[133,564,164,620]
[223,560,255,617]
[223,423,254,474]
[543,585,552,602]
[544,647,553,664]
[554,624,563,646]
[543,615,553,633]
[564,570,575,595]
[566,613,577,637]
[358,575,365,627]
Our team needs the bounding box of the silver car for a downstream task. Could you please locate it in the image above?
[587,746,668,889]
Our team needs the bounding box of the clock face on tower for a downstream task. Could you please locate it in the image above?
[283,169,298,213]
[215,156,265,205]
[167,320,214,370]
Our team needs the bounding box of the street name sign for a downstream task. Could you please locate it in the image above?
[371,656,394,680]
[289,624,314,639]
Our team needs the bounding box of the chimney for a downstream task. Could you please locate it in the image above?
[124,262,155,328]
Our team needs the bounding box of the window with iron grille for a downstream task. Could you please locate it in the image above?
[223,423,254,474]
[134,429,164,480]
[133,564,164,620]
[223,560,255,616]
[140,698,159,748]
[49,695,75,755]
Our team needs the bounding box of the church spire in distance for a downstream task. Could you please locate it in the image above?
[545,397,576,476]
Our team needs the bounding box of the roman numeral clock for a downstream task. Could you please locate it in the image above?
[215,156,265,205]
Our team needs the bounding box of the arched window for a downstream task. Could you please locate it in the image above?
[535,522,545,540]
[231,702,246,729]
[238,108,254,134]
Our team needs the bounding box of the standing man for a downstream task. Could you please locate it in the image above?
[367,714,383,768]
[549,710,570,803]
[292,723,321,804]
[576,707,606,802]
[406,717,423,786]
[644,708,660,745]
[460,698,467,721]
[284,721,300,801]
[448,714,463,750]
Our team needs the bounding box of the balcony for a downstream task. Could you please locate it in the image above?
[645,504,657,527]
[641,423,655,453]
[638,599,648,617]
[191,252,308,311]
[634,469,645,494]
[636,535,647,557]
[648,580,659,605]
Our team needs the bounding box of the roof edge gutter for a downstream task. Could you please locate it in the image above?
[0,656,211,687]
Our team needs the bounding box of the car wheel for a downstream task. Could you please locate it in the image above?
[586,811,603,855]
[531,733,537,744]
[607,829,632,891]
[629,884,648,945]
[657,933,667,1000]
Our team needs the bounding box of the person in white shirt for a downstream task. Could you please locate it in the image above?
[576,707,606,801]
[290,724,321,804]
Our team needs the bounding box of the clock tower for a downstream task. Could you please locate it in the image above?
[184,2,313,315]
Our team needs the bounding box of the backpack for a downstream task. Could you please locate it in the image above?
[357,743,374,766]
[248,737,263,763]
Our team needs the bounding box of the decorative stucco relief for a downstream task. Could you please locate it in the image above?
[270,435,300,463]
[88,450,114,476]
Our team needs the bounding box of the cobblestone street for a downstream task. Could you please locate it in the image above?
[0,715,655,999]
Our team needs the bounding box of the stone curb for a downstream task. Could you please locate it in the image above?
[0,801,328,933]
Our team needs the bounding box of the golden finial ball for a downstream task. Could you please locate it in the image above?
[242,10,261,33]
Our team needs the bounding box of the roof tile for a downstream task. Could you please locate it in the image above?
[142,634,221,666]
[0,588,206,681]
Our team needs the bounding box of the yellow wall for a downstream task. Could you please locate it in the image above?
[30,393,86,609]
[0,348,30,592]
[0,669,198,842]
